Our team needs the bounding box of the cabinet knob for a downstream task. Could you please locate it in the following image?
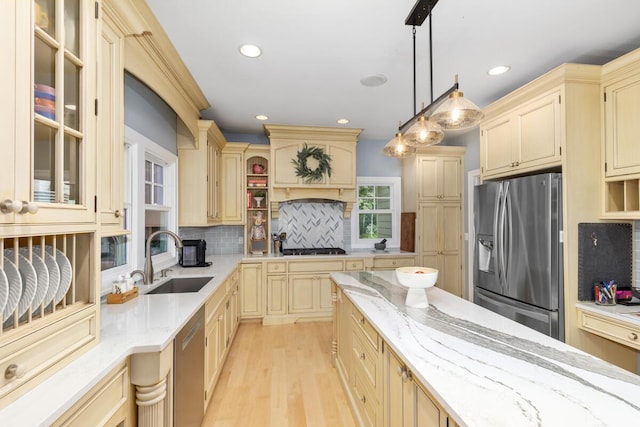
[360,395,367,404]
[629,332,638,341]
[4,364,25,380]
[360,317,365,325]
[114,209,122,218]
[359,352,366,360]
[19,201,38,215]
[396,366,404,376]
[1,199,22,214]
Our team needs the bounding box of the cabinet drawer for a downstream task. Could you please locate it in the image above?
[267,262,287,273]
[54,362,129,427]
[353,370,379,427]
[578,309,640,350]
[0,308,97,407]
[351,309,379,351]
[288,260,344,273]
[205,284,227,323]
[352,329,380,391]
[345,259,365,271]
[373,257,415,269]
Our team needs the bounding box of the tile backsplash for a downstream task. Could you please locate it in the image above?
[179,226,244,255]
[275,200,346,249]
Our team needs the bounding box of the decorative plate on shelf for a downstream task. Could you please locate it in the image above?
[39,246,60,308]
[1,257,22,321]
[47,246,72,304]
[19,248,49,311]
[5,249,37,318]
[0,268,8,317]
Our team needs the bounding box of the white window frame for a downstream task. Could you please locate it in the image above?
[350,177,401,249]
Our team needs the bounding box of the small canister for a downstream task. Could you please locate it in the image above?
[594,282,616,305]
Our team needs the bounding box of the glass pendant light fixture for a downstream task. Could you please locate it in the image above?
[384,124,416,158]
[431,74,484,130]
[404,104,444,146]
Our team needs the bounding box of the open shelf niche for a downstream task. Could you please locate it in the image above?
[246,151,270,255]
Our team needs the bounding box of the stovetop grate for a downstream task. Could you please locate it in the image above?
[282,247,347,256]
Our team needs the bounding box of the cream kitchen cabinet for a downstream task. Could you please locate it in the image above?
[288,274,333,315]
[480,88,562,179]
[240,262,263,319]
[178,119,226,226]
[265,124,362,218]
[411,156,461,201]
[418,203,463,297]
[384,349,454,427]
[370,256,415,271]
[577,307,640,351]
[267,275,288,315]
[602,49,640,179]
[98,11,125,234]
[0,0,97,226]
[334,286,353,385]
[53,358,135,427]
[220,143,247,224]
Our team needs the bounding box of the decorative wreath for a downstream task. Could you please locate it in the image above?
[291,143,332,183]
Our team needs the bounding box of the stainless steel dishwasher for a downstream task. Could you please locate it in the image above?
[174,306,205,426]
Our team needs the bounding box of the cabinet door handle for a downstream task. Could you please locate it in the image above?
[397,366,404,376]
[629,332,638,341]
[1,199,22,214]
[360,317,365,325]
[359,352,366,360]
[114,209,122,218]
[360,395,367,404]
[4,364,25,380]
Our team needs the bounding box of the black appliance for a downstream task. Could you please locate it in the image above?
[282,247,347,256]
[179,239,212,267]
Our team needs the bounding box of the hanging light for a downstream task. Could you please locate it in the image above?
[431,74,484,130]
[384,125,416,158]
[404,103,444,146]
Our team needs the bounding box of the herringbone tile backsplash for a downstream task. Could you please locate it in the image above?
[278,201,344,248]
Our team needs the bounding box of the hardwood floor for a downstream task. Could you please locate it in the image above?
[202,321,356,427]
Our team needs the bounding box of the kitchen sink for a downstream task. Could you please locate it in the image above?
[146,276,214,294]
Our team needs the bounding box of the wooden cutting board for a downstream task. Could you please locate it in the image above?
[400,212,416,252]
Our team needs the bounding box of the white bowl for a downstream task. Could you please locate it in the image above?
[395,267,438,308]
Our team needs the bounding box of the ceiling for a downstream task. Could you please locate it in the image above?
[145,0,640,141]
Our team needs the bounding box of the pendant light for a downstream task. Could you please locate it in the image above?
[384,123,416,158]
[404,104,444,146]
[430,74,484,129]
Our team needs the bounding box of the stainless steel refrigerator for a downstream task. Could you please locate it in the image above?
[473,173,564,340]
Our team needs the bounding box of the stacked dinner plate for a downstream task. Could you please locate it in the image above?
[1,246,72,324]
[33,179,53,203]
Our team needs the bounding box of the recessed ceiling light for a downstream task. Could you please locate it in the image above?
[255,115,269,121]
[487,65,511,76]
[360,74,388,87]
[239,44,262,58]
[337,118,350,124]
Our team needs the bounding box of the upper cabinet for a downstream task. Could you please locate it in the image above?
[480,89,561,179]
[98,9,125,234]
[601,49,640,217]
[178,120,226,226]
[1,0,97,226]
[220,142,248,225]
[265,125,362,218]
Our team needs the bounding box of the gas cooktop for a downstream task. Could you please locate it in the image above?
[282,247,347,256]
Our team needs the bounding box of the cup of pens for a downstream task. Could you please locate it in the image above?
[594,281,617,305]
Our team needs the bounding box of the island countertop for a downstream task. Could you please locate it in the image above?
[331,270,640,427]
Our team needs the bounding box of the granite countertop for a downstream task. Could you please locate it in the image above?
[331,271,640,427]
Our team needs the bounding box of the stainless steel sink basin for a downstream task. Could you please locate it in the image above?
[147,276,213,294]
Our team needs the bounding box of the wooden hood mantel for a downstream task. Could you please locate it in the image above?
[265,124,362,218]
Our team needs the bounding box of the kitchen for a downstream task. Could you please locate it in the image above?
[2,0,640,426]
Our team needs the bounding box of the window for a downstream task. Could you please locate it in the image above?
[351,177,401,249]
[100,127,177,295]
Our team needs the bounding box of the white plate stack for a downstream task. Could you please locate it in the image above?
[33,179,53,202]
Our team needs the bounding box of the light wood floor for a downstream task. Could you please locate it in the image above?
[202,321,356,427]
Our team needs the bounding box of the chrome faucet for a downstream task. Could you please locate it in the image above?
[143,230,183,284]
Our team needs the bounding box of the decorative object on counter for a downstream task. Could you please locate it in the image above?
[291,143,332,183]
[106,287,139,304]
[578,223,632,301]
[271,232,286,255]
[250,211,267,254]
[374,239,387,251]
[400,212,416,252]
[594,281,617,305]
[616,286,633,302]
[395,266,438,308]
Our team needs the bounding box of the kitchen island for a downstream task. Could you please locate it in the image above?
[331,271,640,426]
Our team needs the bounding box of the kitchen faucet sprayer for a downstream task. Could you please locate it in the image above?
[143,230,183,284]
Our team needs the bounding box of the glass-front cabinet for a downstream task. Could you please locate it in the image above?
[1,0,97,225]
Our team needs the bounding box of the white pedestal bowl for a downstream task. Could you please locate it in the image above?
[395,267,438,308]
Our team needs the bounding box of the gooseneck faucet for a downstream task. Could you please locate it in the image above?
[143,230,183,284]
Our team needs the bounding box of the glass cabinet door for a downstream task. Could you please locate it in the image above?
[27,0,96,223]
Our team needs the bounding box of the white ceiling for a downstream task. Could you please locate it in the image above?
[145,0,640,141]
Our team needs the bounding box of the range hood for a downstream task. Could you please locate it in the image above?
[265,124,362,218]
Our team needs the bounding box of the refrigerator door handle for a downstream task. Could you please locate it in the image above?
[494,183,503,282]
[503,181,512,293]
[498,182,509,289]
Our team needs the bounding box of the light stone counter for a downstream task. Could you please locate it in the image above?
[331,270,640,427]
[577,300,640,327]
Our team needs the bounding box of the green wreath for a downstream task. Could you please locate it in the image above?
[291,143,332,183]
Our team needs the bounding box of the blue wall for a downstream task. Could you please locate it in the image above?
[357,138,402,177]
[124,73,177,153]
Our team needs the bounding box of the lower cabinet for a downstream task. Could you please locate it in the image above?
[333,283,458,427]
[267,275,287,315]
[204,268,241,409]
[288,274,333,315]
[53,358,135,427]
[371,256,415,271]
[240,262,263,319]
